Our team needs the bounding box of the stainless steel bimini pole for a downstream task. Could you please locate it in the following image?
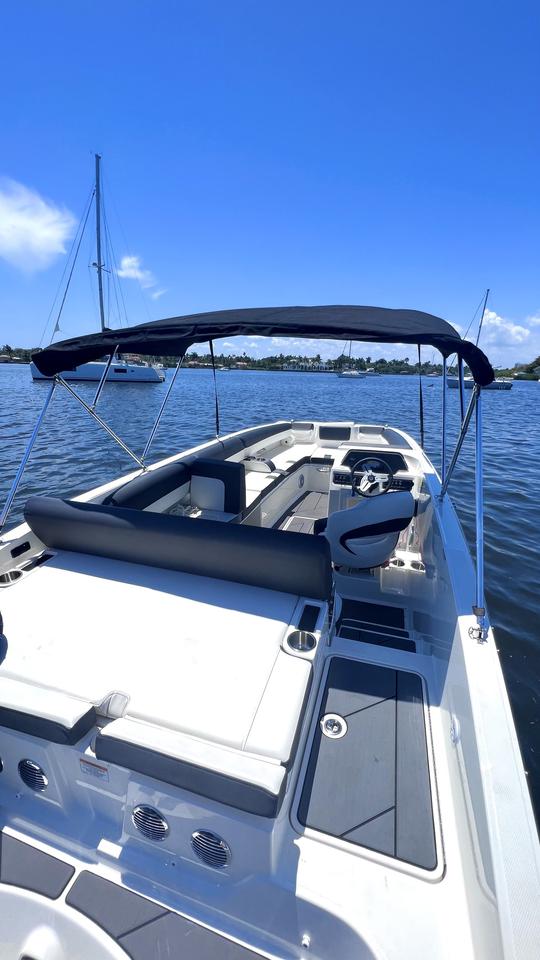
[457,357,465,422]
[473,386,489,641]
[441,356,447,485]
[0,382,56,532]
[91,347,118,410]
[142,356,184,463]
[439,386,478,498]
[57,377,145,469]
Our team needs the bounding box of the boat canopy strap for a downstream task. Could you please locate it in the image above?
[208,340,220,437]
[31,305,495,385]
[417,345,424,449]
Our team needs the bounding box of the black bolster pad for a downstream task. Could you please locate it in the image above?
[103,461,193,510]
[24,497,332,600]
[239,421,292,448]
[0,705,96,745]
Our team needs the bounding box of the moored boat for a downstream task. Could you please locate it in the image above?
[447,376,513,390]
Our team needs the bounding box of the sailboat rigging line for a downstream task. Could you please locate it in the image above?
[39,186,95,347]
[102,167,152,324]
[475,288,490,347]
[102,203,129,328]
[95,154,107,332]
[417,345,424,449]
[209,340,221,437]
[56,377,145,469]
[142,357,184,463]
[445,289,489,374]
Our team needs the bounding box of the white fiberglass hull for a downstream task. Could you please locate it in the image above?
[30,360,165,383]
[0,420,538,959]
[447,376,512,390]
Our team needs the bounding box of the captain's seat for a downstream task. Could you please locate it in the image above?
[321,491,415,569]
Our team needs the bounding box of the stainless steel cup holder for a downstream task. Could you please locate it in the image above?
[287,630,316,652]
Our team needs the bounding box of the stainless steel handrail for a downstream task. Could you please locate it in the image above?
[441,356,447,484]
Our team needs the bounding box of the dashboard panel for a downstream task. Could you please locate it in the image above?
[332,449,414,492]
[340,450,407,472]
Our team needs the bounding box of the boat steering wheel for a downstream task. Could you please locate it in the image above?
[350,457,394,498]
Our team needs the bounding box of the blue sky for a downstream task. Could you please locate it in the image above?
[1,0,539,365]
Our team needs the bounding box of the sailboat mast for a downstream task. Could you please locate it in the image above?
[95,153,106,332]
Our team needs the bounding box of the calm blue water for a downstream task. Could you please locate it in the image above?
[1,365,539,820]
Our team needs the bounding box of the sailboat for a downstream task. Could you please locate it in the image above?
[30,156,165,384]
[337,341,365,378]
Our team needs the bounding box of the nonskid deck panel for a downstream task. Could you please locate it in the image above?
[66,871,265,959]
[277,490,329,534]
[0,836,266,960]
[298,658,436,871]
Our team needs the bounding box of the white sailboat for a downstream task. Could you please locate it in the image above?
[31,155,165,385]
[1,304,539,959]
[337,340,365,378]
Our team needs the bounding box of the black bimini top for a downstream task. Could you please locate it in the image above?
[32,305,495,385]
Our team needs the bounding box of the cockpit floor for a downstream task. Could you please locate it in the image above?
[277,491,329,534]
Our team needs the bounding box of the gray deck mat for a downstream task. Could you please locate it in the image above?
[0,834,74,899]
[67,871,265,958]
[298,658,436,870]
[278,491,329,534]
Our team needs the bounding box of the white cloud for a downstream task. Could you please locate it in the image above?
[481,309,530,345]
[116,254,155,288]
[0,178,76,271]
[213,312,540,369]
[150,288,167,300]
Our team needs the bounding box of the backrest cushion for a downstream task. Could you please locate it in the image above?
[24,497,332,600]
[190,458,246,514]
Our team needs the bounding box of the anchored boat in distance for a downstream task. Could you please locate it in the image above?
[447,376,513,391]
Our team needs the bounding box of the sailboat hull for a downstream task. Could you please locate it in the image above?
[30,361,165,383]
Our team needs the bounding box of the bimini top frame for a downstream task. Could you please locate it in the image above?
[31,304,495,385]
[3,305,493,639]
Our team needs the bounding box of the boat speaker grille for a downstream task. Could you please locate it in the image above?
[191,830,231,869]
[131,804,169,842]
[18,759,48,791]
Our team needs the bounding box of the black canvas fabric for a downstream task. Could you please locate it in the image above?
[31,305,494,384]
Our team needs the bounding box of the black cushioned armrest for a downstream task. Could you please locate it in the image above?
[0,705,96,745]
[102,461,193,510]
[95,735,284,818]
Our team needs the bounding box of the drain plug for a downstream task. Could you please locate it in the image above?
[320,713,347,739]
